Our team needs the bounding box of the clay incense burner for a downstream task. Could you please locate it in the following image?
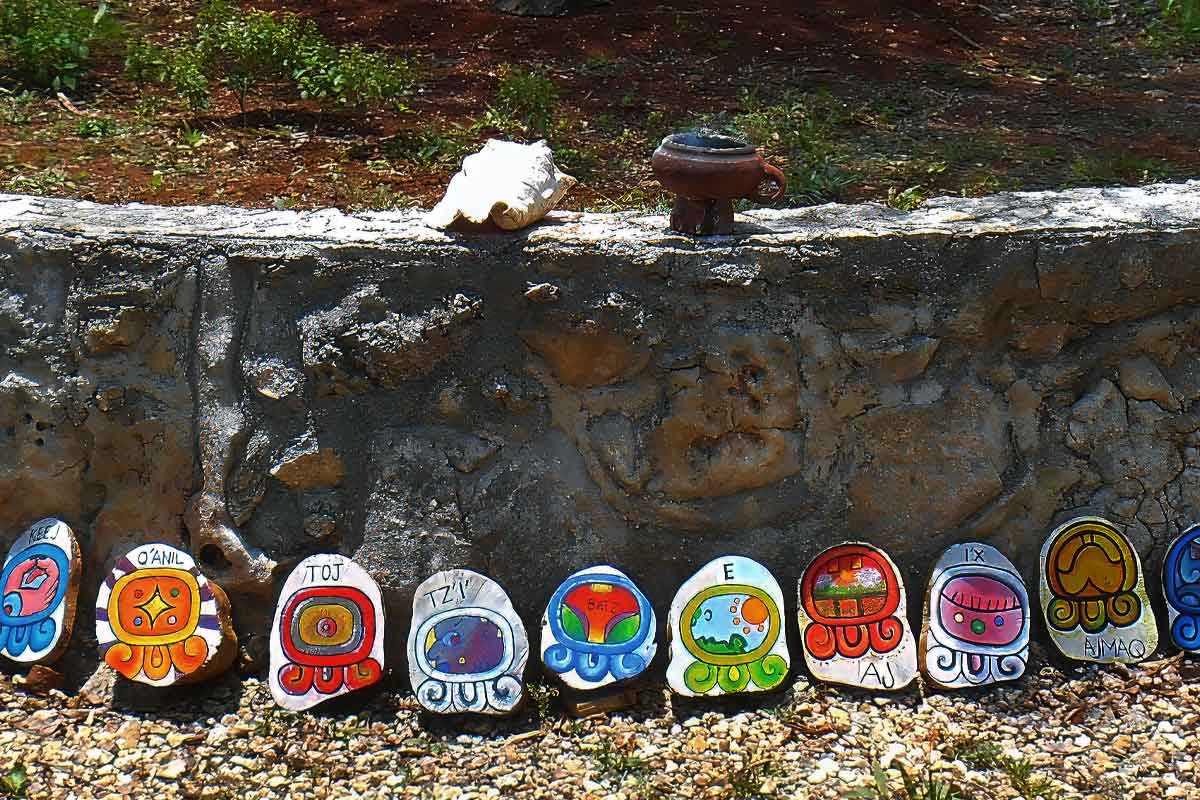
[651,131,787,235]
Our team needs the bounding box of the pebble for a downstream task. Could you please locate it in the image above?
[0,661,1196,799]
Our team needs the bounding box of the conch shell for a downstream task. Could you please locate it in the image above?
[426,139,576,230]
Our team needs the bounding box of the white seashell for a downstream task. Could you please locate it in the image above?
[425,139,576,230]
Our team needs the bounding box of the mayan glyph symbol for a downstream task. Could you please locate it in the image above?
[1,518,80,665]
[96,543,236,686]
[667,556,789,697]
[408,569,528,715]
[1162,523,1200,653]
[270,555,385,710]
[541,565,656,690]
[919,542,1029,689]
[797,543,917,690]
[1040,516,1157,663]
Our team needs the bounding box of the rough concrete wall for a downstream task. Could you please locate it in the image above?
[2,184,1200,685]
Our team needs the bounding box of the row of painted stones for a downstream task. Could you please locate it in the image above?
[1,517,1197,714]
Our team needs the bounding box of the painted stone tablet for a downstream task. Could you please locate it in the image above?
[1164,523,1200,653]
[797,543,917,691]
[1,518,81,665]
[407,569,528,715]
[96,543,237,686]
[1040,516,1157,663]
[919,542,1029,689]
[666,556,789,697]
[541,565,656,690]
[270,554,385,710]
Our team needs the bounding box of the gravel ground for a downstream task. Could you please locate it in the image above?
[1,646,1197,800]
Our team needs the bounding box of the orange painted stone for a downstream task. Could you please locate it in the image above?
[96,543,237,686]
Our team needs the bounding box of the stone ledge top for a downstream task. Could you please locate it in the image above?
[2,181,1199,251]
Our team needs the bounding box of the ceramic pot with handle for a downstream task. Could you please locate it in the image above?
[651,132,787,207]
[652,131,782,235]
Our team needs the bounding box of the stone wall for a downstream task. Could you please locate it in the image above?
[2,184,1200,686]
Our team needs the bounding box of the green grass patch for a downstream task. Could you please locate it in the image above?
[592,740,648,782]
[723,751,780,800]
[124,0,415,122]
[845,759,973,800]
[482,66,559,138]
[1068,151,1179,185]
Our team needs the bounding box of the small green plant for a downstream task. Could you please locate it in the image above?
[126,0,414,124]
[488,67,558,136]
[592,740,648,782]
[164,46,211,111]
[0,88,38,125]
[0,0,119,90]
[3,165,73,194]
[1073,0,1112,20]
[947,738,1061,800]
[124,36,168,90]
[326,45,414,109]
[342,182,412,212]
[1068,151,1176,185]
[287,19,414,114]
[581,52,619,75]
[631,780,670,800]
[997,757,1062,800]
[0,763,28,798]
[1162,0,1200,40]
[731,89,858,204]
[723,751,780,800]
[179,122,205,149]
[73,115,116,138]
[524,680,559,724]
[939,135,1005,165]
[946,739,1002,770]
[846,760,972,800]
[388,125,469,169]
[886,185,926,211]
[200,5,288,121]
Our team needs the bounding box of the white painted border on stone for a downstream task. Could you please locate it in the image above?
[919,542,1029,689]
[1039,516,1158,664]
[797,542,918,691]
[540,564,656,691]
[407,569,528,715]
[666,556,790,698]
[270,554,385,710]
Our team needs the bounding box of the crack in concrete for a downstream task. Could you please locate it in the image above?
[183,262,203,553]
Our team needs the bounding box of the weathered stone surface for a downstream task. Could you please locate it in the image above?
[269,440,345,491]
[1119,356,1180,411]
[1,182,1199,687]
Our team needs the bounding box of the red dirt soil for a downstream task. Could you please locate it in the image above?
[1,0,1196,211]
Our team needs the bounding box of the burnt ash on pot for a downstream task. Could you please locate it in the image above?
[661,132,756,153]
